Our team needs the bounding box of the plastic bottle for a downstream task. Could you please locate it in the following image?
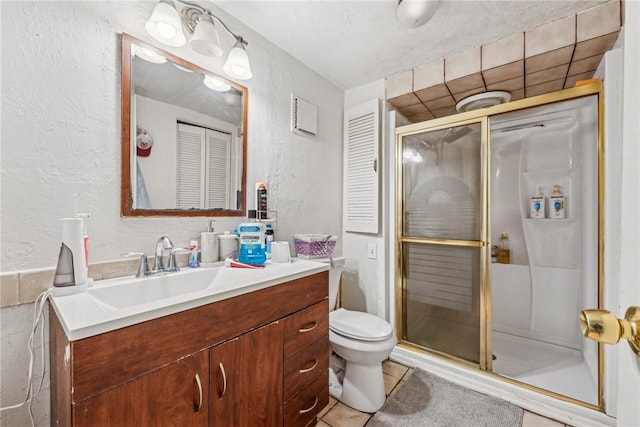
[265,222,274,259]
[497,232,511,264]
[257,183,268,220]
[189,240,199,268]
[549,184,566,219]
[529,187,546,219]
[238,213,266,266]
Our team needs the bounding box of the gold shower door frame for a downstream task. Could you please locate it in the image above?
[394,82,605,411]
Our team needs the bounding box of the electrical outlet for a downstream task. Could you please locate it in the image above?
[367,243,377,259]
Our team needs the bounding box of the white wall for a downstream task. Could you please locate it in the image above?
[0,2,343,425]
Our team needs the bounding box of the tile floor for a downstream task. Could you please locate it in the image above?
[315,359,571,427]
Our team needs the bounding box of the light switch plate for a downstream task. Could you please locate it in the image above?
[367,243,377,259]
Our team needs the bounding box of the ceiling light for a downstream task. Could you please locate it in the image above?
[222,38,253,81]
[396,0,440,29]
[203,75,231,92]
[145,1,253,80]
[456,91,511,113]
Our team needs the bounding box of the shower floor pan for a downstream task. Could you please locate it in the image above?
[492,330,597,405]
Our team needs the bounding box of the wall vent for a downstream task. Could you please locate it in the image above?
[291,95,318,136]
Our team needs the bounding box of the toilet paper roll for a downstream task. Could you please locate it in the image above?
[200,232,219,265]
[218,233,238,260]
[271,241,291,263]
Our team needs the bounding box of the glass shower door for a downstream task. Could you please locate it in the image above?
[398,120,489,366]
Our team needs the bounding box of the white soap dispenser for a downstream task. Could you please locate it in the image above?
[549,184,566,219]
[200,220,219,268]
[529,187,546,219]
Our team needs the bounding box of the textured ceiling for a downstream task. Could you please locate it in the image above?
[215,0,606,90]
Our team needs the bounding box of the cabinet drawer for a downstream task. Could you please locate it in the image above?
[284,337,329,402]
[284,373,329,427]
[283,300,328,360]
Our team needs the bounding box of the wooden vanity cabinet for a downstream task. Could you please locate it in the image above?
[73,350,209,426]
[210,321,283,426]
[50,271,329,427]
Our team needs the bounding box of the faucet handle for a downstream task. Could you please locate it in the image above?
[121,252,150,278]
[169,248,190,272]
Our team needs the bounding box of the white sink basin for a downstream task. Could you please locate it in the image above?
[88,267,222,310]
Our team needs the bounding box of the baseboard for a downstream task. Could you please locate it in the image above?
[390,347,615,427]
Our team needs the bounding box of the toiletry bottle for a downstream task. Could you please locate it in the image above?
[265,222,274,259]
[497,232,511,264]
[200,220,219,267]
[491,245,498,263]
[257,183,268,220]
[189,240,199,268]
[529,187,546,219]
[549,184,566,219]
[238,210,266,266]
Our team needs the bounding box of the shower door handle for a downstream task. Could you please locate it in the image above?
[579,306,640,357]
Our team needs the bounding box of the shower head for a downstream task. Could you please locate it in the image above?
[441,126,472,144]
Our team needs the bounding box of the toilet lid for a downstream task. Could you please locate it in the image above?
[329,308,393,342]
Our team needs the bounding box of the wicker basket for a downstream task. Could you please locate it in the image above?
[293,234,337,258]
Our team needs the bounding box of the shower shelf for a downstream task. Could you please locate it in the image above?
[521,167,580,177]
[524,218,580,222]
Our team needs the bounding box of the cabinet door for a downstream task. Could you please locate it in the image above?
[211,321,283,426]
[74,351,208,427]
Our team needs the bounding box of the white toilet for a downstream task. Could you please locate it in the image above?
[318,257,397,413]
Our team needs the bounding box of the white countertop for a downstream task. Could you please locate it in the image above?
[49,259,329,341]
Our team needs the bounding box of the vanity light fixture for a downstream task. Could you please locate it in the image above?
[145,0,253,80]
[396,0,440,29]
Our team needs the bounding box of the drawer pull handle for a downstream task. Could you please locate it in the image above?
[299,359,318,373]
[194,373,203,413]
[299,397,319,414]
[299,321,318,333]
[218,362,227,398]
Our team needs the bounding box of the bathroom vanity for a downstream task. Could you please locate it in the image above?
[49,262,329,426]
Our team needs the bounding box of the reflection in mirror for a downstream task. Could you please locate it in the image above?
[121,33,247,217]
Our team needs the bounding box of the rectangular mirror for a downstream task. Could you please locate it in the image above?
[121,33,247,217]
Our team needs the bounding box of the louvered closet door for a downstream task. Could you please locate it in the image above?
[205,129,231,209]
[344,99,379,234]
[398,120,488,366]
[177,123,206,209]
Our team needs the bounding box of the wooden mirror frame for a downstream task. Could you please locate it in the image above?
[120,33,248,217]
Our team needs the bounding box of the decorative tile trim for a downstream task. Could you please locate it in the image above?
[0,254,191,308]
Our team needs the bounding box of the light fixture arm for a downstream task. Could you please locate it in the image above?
[174,0,248,46]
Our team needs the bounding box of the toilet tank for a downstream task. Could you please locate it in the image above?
[316,256,344,311]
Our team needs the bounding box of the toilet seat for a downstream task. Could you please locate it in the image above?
[330,308,393,342]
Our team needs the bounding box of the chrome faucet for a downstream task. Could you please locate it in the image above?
[122,236,189,278]
[154,236,174,272]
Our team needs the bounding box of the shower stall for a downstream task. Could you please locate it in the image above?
[395,84,602,409]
